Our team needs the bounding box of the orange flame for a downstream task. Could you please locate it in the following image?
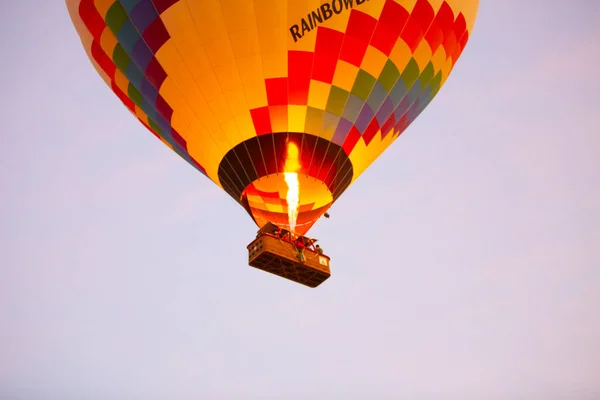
[283,141,300,235]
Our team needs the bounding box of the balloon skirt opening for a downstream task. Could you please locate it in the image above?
[247,234,331,288]
[242,173,333,236]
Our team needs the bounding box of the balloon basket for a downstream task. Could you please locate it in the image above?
[247,234,331,288]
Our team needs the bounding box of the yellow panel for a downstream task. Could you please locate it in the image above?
[430,46,447,73]
[412,40,433,71]
[99,27,117,59]
[185,0,229,43]
[236,54,269,111]
[287,0,321,51]
[234,114,256,140]
[160,2,224,102]
[113,69,129,95]
[389,39,412,72]
[260,51,288,79]
[361,45,389,78]
[186,0,243,93]
[228,29,261,61]
[332,60,359,92]
[185,119,222,184]
[288,105,308,132]
[307,80,331,110]
[93,0,114,18]
[224,88,251,120]
[270,106,289,132]
[255,0,288,78]
[154,40,208,114]
[158,78,194,131]
[318,0,352,32]
[134,105,146,120]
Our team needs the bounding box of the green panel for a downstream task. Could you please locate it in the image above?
[430,71,443,97]
[127,84,143,108]
[112,44,130,73]
[326,86,350,116]
[378,60,400,93]
[400,58,420,88]
[148,118,162,135]
[419,62,435,89]
[105,1,128,35]
[351,69,377,101]
[305,106,325,134]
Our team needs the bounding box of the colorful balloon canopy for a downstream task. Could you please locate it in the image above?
[66,0,479,236]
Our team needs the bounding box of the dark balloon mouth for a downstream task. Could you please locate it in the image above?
[217,132,354,205]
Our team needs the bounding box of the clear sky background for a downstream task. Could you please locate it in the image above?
[1,1,599,399]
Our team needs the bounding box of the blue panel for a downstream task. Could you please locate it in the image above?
[140,79,159,105]
[341,94,365,123]
[365,82,387,116]
[119,0,143,14]
[388,78,408,107]
[117,20,141,54]
[375,97,394,126]
[331,118,353,146]
[355,105,374,135]
[125,62,144,88]
[131,40,153,71]
[130,0,159,33]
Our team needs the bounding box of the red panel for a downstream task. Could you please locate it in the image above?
[400,0,435,52]
[339,11,377,66]
[190,157,207,175]
[442,30,457,59]
[171,128,187,150]
[142,18,170,54]
[155,95,173,122]
[265,77,288,106]
[91,40,116,79]
[454,12,467,38]
[345,10,377,41]
[288,51,313,105]
[145,57,167,88]
[370,0,409,56]
[312,27,345,83]
[362,119,380,146]
[412,0,435,28]
[425,2,454,53]
[152,0,179,14]
[453,31,469,61]
[78,0,105,40]
[400,18,423,52]
[339,36,368,67]
[380,113,396,138]
[250,107,272,135]
[342,126,361,155]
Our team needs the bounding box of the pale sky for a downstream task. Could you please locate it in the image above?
[1,1,599,399]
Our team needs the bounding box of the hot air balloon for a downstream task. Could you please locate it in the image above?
[66,0,479,287]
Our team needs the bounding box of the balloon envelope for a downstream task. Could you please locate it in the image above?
[66,0,479,235]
